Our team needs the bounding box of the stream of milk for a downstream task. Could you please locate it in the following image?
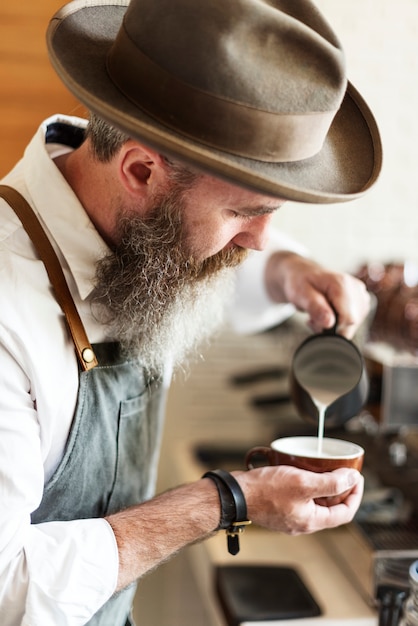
[307,387,346,455]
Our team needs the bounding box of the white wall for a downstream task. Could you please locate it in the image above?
[273,0,418,274]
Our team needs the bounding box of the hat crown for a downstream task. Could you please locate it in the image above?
[123,0,346,115]
[47,0,382,201]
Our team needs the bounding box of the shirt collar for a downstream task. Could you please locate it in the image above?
[23,115,110,301]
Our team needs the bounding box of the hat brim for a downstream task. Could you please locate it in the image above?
[47,0,382,204]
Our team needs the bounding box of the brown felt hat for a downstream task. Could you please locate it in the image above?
[47,0,382,203]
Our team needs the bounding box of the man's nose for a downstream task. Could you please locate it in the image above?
[231,214,273,251]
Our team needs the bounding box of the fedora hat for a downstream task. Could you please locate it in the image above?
[47,0,382,203]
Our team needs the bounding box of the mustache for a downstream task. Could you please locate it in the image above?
[188,245,248,280]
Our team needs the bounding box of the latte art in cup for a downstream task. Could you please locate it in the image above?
[246,436,364,471]
[272,436,364,463]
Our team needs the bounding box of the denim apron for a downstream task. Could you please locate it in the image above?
[31,343,165,626]
[0,128,166,625]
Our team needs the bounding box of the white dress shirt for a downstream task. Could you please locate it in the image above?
[0,115,304,625]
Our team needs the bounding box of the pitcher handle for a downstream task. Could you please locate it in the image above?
[322,304,339,335]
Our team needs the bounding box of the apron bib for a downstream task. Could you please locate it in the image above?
[0,183,166,626]
[32,343,165,626]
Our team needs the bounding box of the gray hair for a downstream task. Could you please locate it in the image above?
[85,112,129,162]
[85,112,200,187]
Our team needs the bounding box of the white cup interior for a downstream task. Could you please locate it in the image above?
[271,436,364,459]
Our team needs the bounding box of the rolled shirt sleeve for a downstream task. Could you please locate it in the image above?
[18,519,118,626]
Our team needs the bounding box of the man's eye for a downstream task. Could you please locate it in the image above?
[229,210,248,219]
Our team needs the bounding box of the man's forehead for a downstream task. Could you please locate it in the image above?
[196,169,285,205]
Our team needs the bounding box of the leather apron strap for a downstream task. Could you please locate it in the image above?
[0,184,98,371]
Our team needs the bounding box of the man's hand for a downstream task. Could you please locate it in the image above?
[235,465,364,534]
[264,251,370,338]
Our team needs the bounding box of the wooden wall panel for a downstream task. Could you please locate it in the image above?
[0,1,84,176]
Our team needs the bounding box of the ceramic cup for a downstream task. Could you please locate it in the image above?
[246,436,364,505]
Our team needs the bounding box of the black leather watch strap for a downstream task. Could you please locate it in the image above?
[203,469,251,555]
[203,471,236,530]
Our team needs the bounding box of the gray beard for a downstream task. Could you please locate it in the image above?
[91,187,247,374]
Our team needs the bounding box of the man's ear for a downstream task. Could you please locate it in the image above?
[118,140,167,196]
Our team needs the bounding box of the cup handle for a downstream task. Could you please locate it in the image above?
[245,446,272,470]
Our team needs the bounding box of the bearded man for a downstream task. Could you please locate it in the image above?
[0,0,382,624]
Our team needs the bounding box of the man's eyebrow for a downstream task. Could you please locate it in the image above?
[238,204,281,217]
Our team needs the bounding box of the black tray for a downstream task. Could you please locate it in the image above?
[215,565,322,625]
